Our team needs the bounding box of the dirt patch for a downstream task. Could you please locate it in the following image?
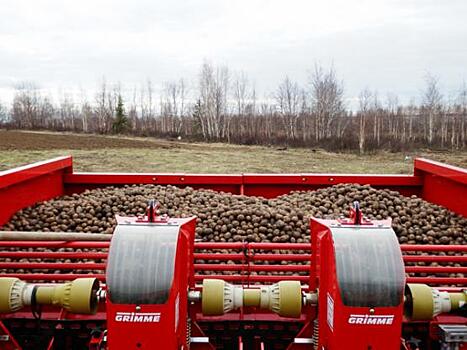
[0,130,180,151]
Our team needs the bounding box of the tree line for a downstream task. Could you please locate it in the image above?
[1,62,466,153]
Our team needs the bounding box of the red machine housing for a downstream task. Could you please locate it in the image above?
[312,217,405,349]
[105,216,196,350]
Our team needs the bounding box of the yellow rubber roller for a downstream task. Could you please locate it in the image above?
[0,277,99,314]
[243,289,261,307]
[405,284,466,321]
[0,278,23,313]
[201,279,226,316]
[449,291,467,311]
[273,281,302,318]
[405,284,434,321]
[201,279,303,318]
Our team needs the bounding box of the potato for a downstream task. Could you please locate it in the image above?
[1,183,465,278]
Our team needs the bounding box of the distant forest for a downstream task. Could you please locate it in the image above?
[0,62,466,153]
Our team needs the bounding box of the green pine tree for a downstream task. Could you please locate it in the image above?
[112,95,129,134]
[192,99,203,136]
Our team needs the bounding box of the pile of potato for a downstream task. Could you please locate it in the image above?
[3,184,466,246]
[1,184,465,279]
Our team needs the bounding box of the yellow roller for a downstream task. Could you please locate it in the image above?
[201,279,303,318]
[0,278,22,313]
[202,279,228,316]
[276,281,302,318]
[0,277,99,314]
[243,289,261,307]
[405,283,466,321]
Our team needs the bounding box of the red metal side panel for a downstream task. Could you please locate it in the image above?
[64,173,243,195]
[64,173,423,199]
[242,174,423,198]
[414,158,467,217]
[0,156,72,226]
[1,157,465,224]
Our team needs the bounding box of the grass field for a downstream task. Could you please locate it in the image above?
[0,130,466,174]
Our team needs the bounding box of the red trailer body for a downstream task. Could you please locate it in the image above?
[0,156,466,226]
[0,156,466,350]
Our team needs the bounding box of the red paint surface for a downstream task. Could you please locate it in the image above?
[0,156,72,225]
[415,158,467,216]
[0,241,463,285]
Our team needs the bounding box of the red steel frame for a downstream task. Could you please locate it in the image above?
[1,156,466,227]
[0,241,465,285]
[0,156,466,349]
[65,157,467,212]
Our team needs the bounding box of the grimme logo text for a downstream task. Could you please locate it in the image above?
[348,314,394,325]
[115,312,161,323]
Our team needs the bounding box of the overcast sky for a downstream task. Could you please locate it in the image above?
[0,0,466,107]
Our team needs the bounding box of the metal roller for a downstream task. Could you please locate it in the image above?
[404,283,467,321]
[0,277,98,314]
[201,279,304,318]
[106,223,180,304]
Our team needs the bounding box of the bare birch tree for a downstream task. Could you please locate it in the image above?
[233,71,250,116]
[11,83,40,129]
[59,93,78,131]
[422,73,443,144]
[275,76,302,139]
[139,79,155,133]
[309,64,345,140]
[3,66,467,152]
[198,61,230,140]
[458,81,467,147]
[161,79,189,134]
[95,78,111,134]
[0,100,7,124]
[372,91,381,145]
[358,88,372,154]
[386,93,399,137]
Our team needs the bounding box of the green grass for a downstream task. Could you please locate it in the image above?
[0,147,447,174]
[0,131,466,173]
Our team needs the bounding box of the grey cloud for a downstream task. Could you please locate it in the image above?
[0,0,466,104]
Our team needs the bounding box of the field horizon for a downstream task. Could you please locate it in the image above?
[0,129,466,174]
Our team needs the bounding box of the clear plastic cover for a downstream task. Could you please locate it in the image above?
[107,224,179,304]
[332,226,405,307]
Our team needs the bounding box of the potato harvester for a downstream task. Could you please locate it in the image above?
[0,157,465,349]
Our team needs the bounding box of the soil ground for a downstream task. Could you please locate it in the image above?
[0,129,466,173]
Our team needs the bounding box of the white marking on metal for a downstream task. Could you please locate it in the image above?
[190,337,210,343]
[175,293,180,332]
[115,312,161,322]
[348,314,394,325]
[327,294,334,331]
[294,338,313,344]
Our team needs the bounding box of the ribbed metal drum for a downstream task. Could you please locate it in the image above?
[332,226,405,307]
[106,224,179,304]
